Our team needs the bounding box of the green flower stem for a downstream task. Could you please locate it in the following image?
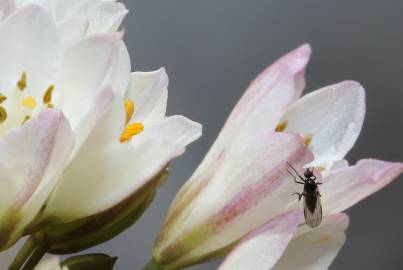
[141,258,164,270]
[21,243,47,270]
[8,236,37,270]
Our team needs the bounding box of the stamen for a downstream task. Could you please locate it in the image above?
[21,115,30,125]
[124,99,135,124]
[47,103,55,109]
[0,106,6,123]
[17,72,27,91]
[304,134,313,146]
[275,120,288,132]
[0,94,7,104]
[120,123,144,143]
[43,85,55,104]
[316,166,326,172]
[21,96,37,109]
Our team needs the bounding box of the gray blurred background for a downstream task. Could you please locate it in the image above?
[0,1,400,269]
[91,1,403,269]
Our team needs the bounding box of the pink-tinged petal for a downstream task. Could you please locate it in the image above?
[219,211,302,270]
[0,109,74,249]
[154,132,313,268]
[86,1,128,34]
[322,159,403,214]
[216,45,311,149]
[126,68,169,124]
[273,214,349,270]
[281,81,365,169]
[0,0,15,20]
[0,5,61,96]
[56,33,122,128]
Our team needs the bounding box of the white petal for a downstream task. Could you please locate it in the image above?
[106,41,131,96]
[53,0,96,20]
[0,5,61,96]
[56,33,122,128]
[34,256,65,270]
[0,109,74,248]
[45,140,174,222]
[14,0,51,9]
[86,1,128,34]
[281,81,365,169]
[45,101,200,222]
[72,86,115,154]
[322,159,403,214]
[57,17,89,46]
[126,68,169,123]
[330,159,349,171]
[138,115,202,149]
[273,214,349,270]
[219,211,302,270]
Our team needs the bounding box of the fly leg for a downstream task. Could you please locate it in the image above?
[287,169,305,184]
[292,192,303,201]
[286,162,306,183]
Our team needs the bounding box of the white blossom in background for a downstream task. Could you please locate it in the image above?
[0,0,201,250]
[218,211,349,270]
[152,45,403,269]
[34,257,67,270]
[3,0,128,44]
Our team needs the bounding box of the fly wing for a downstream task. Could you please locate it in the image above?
[303,194,322,228]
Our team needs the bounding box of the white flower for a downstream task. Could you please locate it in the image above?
[152,45,403,269]
[0,2,201,250]
[3,0,128,45]
[218,211,348,270]
[34,257,67,270]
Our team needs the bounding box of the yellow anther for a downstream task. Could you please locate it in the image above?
[17,72,27,91]
[47,103,55,109]
[43,85,55,104]
[316,166,326,172]
[304,134,313,146]
[0,106,6,123]
[21,115,30,125]
[0,94,7,104]
[120,122,144,143]
[21,96,37,109]
[275,120,288,132]
[124,99,135,124]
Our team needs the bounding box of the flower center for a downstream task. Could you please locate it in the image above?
[119,98,144,143]
[0,71,56,135]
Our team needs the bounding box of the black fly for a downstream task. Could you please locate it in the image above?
[287,162,322,228]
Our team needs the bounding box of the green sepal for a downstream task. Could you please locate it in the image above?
[61,254,117,270]
[33,168,169,254]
